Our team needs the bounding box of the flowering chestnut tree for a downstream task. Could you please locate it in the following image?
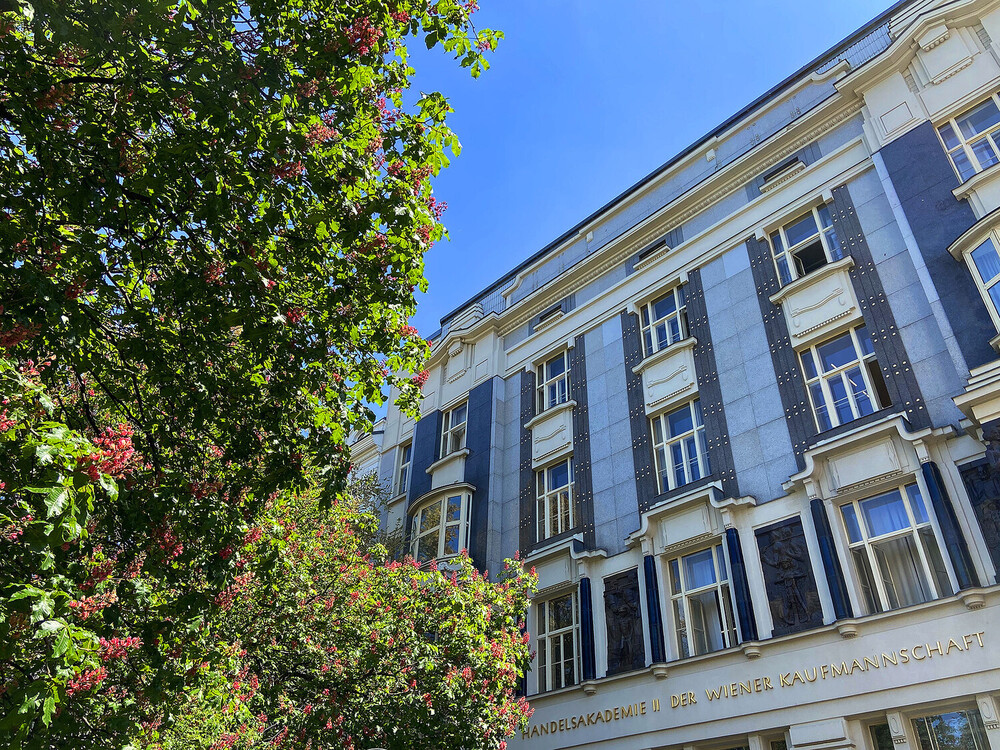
[0,0,532,747]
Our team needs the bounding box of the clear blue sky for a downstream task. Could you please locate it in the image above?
[406,0,885,336]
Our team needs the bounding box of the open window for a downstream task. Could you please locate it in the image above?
[769,204,844,286]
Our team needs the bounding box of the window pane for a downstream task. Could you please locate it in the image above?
[683,548,718,589]
[672,442,685,486]
[818,332,858,372]
[777,256,792,286]
[446,496,462,522]
[402,444,412,462]
[919,526,953,598]
[689,589,725,655]
[452,403,467,424]
[811,383,832,431]
[549,461,569,488]
[715,545,728,581]
[906,484,929,524]
[957,98,1000,138]
[652,292,677,319]
[793,240,828,277]
[988,283,1000,315]
[801,350,818,379]
[857,325,875,356]
[686,436,701,481]
[694,399,704,426]
[652,416,664,444]
[546,353,566,379]
[785,212,819,247]
[561,633,575,687]
[667,404,694,437]
[673,599,689,658]
[952,149,977,181]
[420,502,442,533]
[971,138,1000,169]
[417,535,437,563]
[847,366,874,416]
[870,724,895,750]
[939,122,961,150]
[669,558,682,595]
[860,490,910,537]
[971,238,1000,284]
[841,503,863,543]
[828,375,854,425]
[770,231,784,253]
[915,711,989,750]
[817,203,835,228]
[668,317,681,343]
[550,594,573,630]
[443,525,459,555]
[852,547,881,613]
[655,322,669,350]
[872,534,931,607]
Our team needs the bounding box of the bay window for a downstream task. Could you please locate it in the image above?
[651,400,709,494]
[640,286,688,356]
[913,710,989,750]
[769,203,845,285]
[667,545,738,658]
[536,350,571,412]
[937,92,1000,181]
[801,325,891,431]
[840,483,954,614]
[968,234,1000,324]
[536,591,579,691]
[410,492,469,563]
[440,401,467,457]
[535,458,574,542]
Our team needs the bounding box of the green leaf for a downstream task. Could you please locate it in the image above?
[42,693,55,727]
[44,488,69,518]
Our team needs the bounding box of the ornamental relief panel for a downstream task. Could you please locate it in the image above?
[633,339,698,417]
[603,570,644,676]
[825,437,905,495]
[527,402,574,469]
[769,257,862,348]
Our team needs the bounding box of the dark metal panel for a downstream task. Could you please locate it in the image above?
[464,378,495,569]
[622,311,659,513]
[643,554,666,664]
[569,335,596,548]
[579,577,597,682]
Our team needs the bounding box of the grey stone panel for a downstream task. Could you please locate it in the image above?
[880,121,993,369]
[830,184,930,431]
[577,263,627,303]
[814,114,864,157]
[503,323,530,351]
[684,190,748,241]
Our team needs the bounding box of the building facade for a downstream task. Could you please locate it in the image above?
[366,1,1000,747]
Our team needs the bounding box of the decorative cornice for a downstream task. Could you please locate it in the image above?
[497,101,865,338]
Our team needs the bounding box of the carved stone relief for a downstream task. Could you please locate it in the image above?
[603,570,644,676]
[756,518,824,637]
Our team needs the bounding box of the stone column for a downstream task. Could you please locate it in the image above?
[643,554,666,664]
[724,526,759,642]
[579,576,597,682]
[976,693,1000,750]
[922,460,980,590]
[810,497,854,620]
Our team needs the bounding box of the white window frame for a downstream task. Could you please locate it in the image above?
[650,400,710,494]
[666,544,739,658]
[768,203,845,286]
[409,491,470,563]
[440,401,467,457]
[536,590,580,692]
[800,325,889,432]
[912,708,990,750]
[394,441,412,497]
[535,458,574,542]
[937,92,1000,182]
[838,482,955,615]
[536,350,571,412]
[640,285,688,356]
[956,228,1000,334]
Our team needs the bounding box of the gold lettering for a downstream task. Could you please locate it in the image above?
[899,648,909,664]
[730,682,738,695]
[671,694,680,709]
[926,641,944,657]
[850,659,866,674]
[558,719,565,732]
[613,707,620,721]
[882,652,898,667]
[688,691,697,705]
[587,712,596,725]
[780,672,792,687]
[623,704,634,718]
[707,686,723,701]
[754,677,763,692]
[963,634,974,650]
[531,725,540,738]
[594,711,604,724]
[946,638,964,654]
[912,644,926,660]
[539,723,549,736]
[739,680,752,695]
[603,710,613,722]
[549,721,557,734]
[820,664,830,679]
[803,667,816,682]
[832,661,848,677]
[763,676,773,690]
[863,655,879,671]
[974,631,985,647]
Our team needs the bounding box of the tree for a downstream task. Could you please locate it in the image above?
[0,1,529,747]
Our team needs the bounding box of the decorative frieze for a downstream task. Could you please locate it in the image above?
[632,338,698,416]
[526,400,575,469]
[768,257,861,346]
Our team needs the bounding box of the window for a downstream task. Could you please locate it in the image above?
[640,286,688,355]
[536,591,579,691]
[869,723,894,750]
[650,400,710,493]
[394,441,412,497]
[440,401,467,457]
[769,204,845,285]
[938,93,1000,181]
[913,710,989,750]
[840,483,954,614]
[410,492,469,563]
[800,325,891,431]
[667,545,738,658]
[967,234,1000,322]
[536,351,570,412]
[536,458,574,541]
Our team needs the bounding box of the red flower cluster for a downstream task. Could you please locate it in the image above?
[285,308,305,325]
[152,522,183,559]
[204,261,225,286]
[80,423,137,481]
[214,572,254,610]
[68,590,118,621]
[426,196,447,221]
[0,322,40,349]
[344,16,383,56]
[271,161,305,180]
[306,121,338,145]
[0,409,15,432]
[99,636,142,661]
[67,667,107,696]
[398,324,419,338]
[411,369,429,388]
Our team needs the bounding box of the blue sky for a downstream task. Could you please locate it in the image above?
[405,0,885,336]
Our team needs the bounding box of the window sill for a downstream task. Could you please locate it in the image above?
[632,336,698,376]
[524,399,576,431]
[425,448,470,475]
[952,160,1000,203]
[767,254,855,306]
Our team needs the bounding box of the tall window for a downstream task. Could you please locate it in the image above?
[651,400,709,494]
[536,458,574,541]
[640,286,688,356]
[536,351,570,412]
[840,483,953,614]
[801,325,891,431]
[394,441,412,497]
[938,93,1000,181]
[440,401,467,457]
[769,204,844,285]
[967,235,1000,321]
[913,710,989,750]
[537,591,579,691]
[410,492,469,563]
[667,545,738,658]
